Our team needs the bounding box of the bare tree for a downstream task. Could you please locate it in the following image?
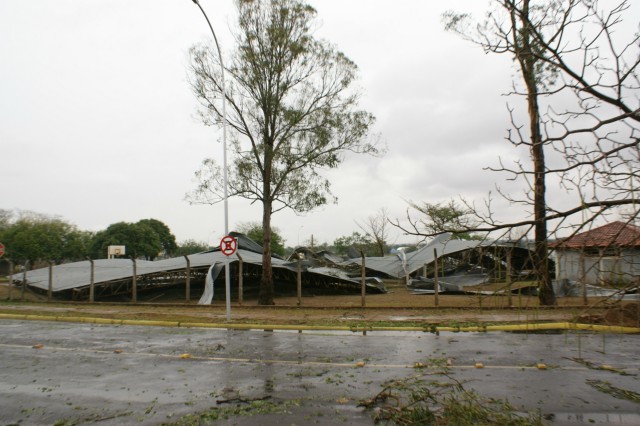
[399,0,639,305]
[187,0,378,305]
[357,208,390,256]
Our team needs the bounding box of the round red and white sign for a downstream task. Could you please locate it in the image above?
[219,236,237,256]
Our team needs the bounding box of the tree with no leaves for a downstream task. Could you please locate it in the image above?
[414,0,639,305]
[187,0,378,305]
[357,208,390,256]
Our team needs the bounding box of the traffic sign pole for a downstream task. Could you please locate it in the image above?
[220,236,238,256]
[219,236,237,321]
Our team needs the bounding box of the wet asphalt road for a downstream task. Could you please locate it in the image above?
[0,320,639,425]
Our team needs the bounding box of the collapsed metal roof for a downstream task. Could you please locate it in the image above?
[10,233,386,302]
[341,234,504,278]
[11,250,262,294]
[10,233,538,302]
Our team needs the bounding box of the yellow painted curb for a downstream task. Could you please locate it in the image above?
[0,313,638,334]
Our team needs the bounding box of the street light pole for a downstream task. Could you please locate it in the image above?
[191,0,231,320]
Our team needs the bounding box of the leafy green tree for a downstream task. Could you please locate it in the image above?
[174,239,211,257]
[0,209,12,232]
[62,229,94,261]
[137,219,177,256]
[187,0,378,304]
[405,200,482,241]
[91,222,162,260]
[333,232,376,257]
[237,222,286,257]
[0,211,91,264]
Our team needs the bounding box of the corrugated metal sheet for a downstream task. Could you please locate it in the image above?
[11,247,383,297]
[343,234,495,278]
[12,249,288,293]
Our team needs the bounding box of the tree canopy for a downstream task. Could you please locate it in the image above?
[0,210,192,264]
[174,239,211,257]
[404,200,482,241]
[333,232,376,257]
[188,0,378,304]
[237,221,286,257]
[90,219,177,260]
[0,211,92,264]
[137,218,178,256]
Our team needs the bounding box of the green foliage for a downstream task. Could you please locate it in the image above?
[165,399,300,425]
[188,0,378,304]
[137,218,178,255]
[0,211,92,264]
[362,373,544,425]
[409,200,482,240]
[90,221,163,260]
[188,0,378,212]
[174,239,211,257]
[0,211,178,263]
[332,231,376,256]
[0,209,11,232]
[236,222,286,256]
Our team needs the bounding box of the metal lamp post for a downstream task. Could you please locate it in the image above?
[191,0,231,320]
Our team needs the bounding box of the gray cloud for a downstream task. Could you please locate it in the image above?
[2,0,597,247]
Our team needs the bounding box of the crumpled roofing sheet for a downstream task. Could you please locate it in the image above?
[11,248,366,295]
[343,234,499,278]
[10,251,267,293]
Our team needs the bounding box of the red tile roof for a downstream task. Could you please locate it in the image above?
[552,221,640,249]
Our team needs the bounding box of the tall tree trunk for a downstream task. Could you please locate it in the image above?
[517,0,556,305]
[259,201,274,305]
[529,89,555,305]
[258,144,275,305]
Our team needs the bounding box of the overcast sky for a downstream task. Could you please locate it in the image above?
[2,0,619,249]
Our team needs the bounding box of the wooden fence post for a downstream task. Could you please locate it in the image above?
[21,260,28,301]
[89,258,95,303]
[184,255,191,302]
[296,255,302,306]
[131,258,137,303]
[47,261,53,301]
[361,251,366,307]
[580,251,587,305]
[433,249,439,307]
[507,248,512,308]
[236,252,243,305]
[7,261,13,300]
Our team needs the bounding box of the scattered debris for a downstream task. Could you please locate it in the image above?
[586,379,640,403]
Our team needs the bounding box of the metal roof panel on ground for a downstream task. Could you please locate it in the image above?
[9,259,155,292]
[343,234,491,278]
[11,248,374,295]
[11,249,282,293]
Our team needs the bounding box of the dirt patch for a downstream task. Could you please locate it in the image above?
[603,303,640,327]
[1,281,631,328]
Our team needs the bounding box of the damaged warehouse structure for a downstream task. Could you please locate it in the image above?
[341,234,541,295]
[9,233,387,303]
[16,229,635,303]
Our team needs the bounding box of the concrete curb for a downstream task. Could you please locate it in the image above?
[0,313,639,334]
